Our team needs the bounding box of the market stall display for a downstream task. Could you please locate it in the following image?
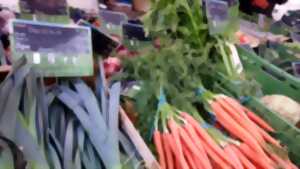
[0,0,300,168]
[0,57,156,169]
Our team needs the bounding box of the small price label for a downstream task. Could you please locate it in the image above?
[292,62,300,78]
[78,20,120,56]
[225,0,238,6]
[291,32,300,43]
[122,23,152,50]
[206,0,229,35]
[99,10,128,37]
[122,23,150,41]
[100,10,127,26]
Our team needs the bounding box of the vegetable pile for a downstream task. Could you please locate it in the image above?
[153,92,298,169]
[114,0,300,167]
[1,0,300,168]
[120,0,260,137]
[0,57,147,169]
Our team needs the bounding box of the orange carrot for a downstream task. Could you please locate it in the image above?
[216,97,265,146]
[244,108,274,132]
[153,130,166,169]
[211,101,269,161]
[182,144,198,169]
[231,145,256,169]
[168,119,189,169]
[178,126,212,169]
[256,125,281,147]
[224,144,244,169]
[224,96,274,133]
[193,155,204,169]
[269,153,292,169]
[175,159,181,169]
[222,96,249,120]
[162,132,174,169]
[287,160,299,169]
[170,137,182,169]
[181,112,233,166]
[166,132,186,169]
[203,142,232,169]
[238,143,273,169]
[183,123,213,168]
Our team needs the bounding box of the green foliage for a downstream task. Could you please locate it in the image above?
[120,0,244,137]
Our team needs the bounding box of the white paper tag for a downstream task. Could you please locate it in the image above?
[48,53,56,64]
[72,57,78,65]
[33,52,41,64]
[63,57,68,63]
[106,23,111,29]
[130,40,135,46]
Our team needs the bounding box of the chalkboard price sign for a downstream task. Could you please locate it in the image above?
[11,19,93,77]
[20,0,68,15]
[78,20,120,57]
[99,10,128,37]
[19,0,69,23]
[206,0,229,35]
[292,62,300,78]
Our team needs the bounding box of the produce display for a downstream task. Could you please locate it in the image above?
[0,58,150,169]
[117,0,300,168]
[0,0,300,168]
[149,89,298,169]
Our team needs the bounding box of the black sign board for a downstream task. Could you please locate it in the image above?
[122,23,150,41]
[100,10,127,26]
[11,20,93,77]
[13,22,90,55]
[99,10,128,37]
[19,0,68,15]
[291,32,300,43]
[78,20,120,56]
[292,62,300,78]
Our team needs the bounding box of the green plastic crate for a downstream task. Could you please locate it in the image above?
[243,97,300,165]
[237,46,300,103]
[215,47,300,165]
[214,78,300,165]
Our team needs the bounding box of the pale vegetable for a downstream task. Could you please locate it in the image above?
[261,95,300,125]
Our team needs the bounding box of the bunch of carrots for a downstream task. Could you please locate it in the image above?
[153,94,298,169]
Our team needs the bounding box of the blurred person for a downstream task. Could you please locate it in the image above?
[0,8,14,34]
[0,8,15,64]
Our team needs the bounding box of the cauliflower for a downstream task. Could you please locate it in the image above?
[261,95,300,125]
